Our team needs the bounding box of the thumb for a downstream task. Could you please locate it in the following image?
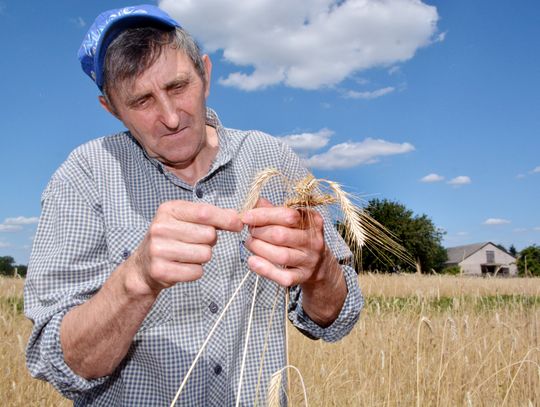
[255,197,274,208]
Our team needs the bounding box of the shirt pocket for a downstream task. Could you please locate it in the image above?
[106,226,172,331]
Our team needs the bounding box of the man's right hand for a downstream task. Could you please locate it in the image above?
[61,200,242,379]
[126,200,244,296]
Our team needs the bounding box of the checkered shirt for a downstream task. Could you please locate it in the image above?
[24,108,363,406]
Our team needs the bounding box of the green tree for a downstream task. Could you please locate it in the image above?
[508,244,517,257]
[0,256,15,277]
[353,199,447,273]
[517,245,540,276]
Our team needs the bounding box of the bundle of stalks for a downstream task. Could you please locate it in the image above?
[241,168,416,405]
[242,169,414,269]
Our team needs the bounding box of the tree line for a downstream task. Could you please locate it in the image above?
[0,256,27,278]
[339,198,540,276]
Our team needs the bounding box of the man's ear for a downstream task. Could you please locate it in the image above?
[202,54,212,99]
[98,95,119,119]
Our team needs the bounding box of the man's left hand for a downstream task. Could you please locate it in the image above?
[241,198,348,326]
[241,198,326,286]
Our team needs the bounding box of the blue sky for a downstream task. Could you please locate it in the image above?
[1,0,539,264]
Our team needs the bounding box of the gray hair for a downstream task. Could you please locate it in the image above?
[102,26,206,106]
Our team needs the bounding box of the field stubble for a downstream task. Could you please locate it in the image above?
[1,274,539,406]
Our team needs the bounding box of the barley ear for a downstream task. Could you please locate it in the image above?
[323,180,366,247]
[241,168,286,213]
[267,370,283,407]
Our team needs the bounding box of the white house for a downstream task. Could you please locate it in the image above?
[445,242,518,276]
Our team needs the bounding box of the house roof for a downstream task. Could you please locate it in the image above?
[445,242,515,264]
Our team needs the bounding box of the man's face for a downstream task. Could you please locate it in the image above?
[103,47,211,170]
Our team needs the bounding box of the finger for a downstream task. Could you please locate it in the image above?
[148,221,218,245]
[242,206,301,228]
[254,197,274,208]
[248,225,308,248]
[162,201,243,232]
[149,261,204,286]
[297,208,324,231]
[247,256,305,287]
[150,240,213,265]
[245,236,308,268]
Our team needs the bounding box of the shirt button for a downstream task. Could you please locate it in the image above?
[209,301,219,314]
[122,249,130,260]
[195,186,204,198]
[214,364,222,375]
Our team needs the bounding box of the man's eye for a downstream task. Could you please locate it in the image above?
[134,98,149,108]
[171,83,186,93]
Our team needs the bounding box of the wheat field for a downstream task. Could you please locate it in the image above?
[2,274,539,406]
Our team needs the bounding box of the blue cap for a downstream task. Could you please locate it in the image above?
[78,5,180,91]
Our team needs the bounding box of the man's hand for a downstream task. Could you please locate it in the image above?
[241,198,347,326]
[241,198,326,286]
[128,200,244,296]
[61,200,242,379]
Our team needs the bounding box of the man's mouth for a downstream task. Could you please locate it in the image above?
[163,126,188,137]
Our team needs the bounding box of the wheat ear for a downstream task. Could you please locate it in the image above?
[268,365,309,407]
[241,168,288,213]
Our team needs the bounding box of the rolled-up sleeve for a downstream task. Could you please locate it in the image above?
[24,157,112,399]
[288,264,362,342]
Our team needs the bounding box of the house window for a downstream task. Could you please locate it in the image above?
[486,250,495,263]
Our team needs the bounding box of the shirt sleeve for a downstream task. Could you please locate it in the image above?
[275,140,364,342]
[287,264,362,342]
[24,155,112,399]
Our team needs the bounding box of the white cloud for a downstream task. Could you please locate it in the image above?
[484,218,511,226]
[0,216,38,232]
[456,231,469,236]
[278,129,333,156]
[354,78,370,86]
[420,173,444,183]
[343,86,395,100]
[532,166,540,173]
[534,227,540,231]
[0,224,21,232]
[435,31,447,43]
[0,241,10,248]
[303,138,414,170]
[5,216,39,225]
[448,176,471,186]
[70,16,86,28]
[513,228,527,233]
[388,66,401,75]
[160,0,440,90]
[516,173,526,179]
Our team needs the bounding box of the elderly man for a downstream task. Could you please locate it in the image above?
[24,5,362,406]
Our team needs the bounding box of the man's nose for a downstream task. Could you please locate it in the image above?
[156,96,180,130]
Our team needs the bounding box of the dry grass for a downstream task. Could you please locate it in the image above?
[3,275,540,406]
[0,277,69,406]
[289,274,540,406]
